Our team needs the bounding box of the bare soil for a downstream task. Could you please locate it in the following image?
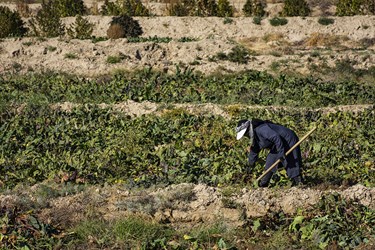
[1,183,374,229]
[0,16,374,77]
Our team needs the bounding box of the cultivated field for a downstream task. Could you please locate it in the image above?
[0,0,375,249]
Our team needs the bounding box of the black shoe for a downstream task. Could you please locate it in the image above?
[292,176,303,187]
[258,180,270,187]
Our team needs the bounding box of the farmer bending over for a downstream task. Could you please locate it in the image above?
[236,119,303,187]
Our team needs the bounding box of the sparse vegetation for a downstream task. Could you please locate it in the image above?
[318,16,335,25]
[169,0,223,16]
[106,55,123,64]
[214,45,250,64]
[177,36,198,42]
[304,33,347,47]
[16,0,31,17]
[28,1,65,37]
[336,0,364,16]
[223,17,234,24]
[64,52,78,59]
[46,45,57,52]
[22,41,33,46]
[217,0,234,17]
[127,36,172,43]
[0,6,28,38]
[253,16,262,25]
[243,0,266,17]
[107,15,143,38]
[282,0,310,16]
[100,0,149,16]
[54,0,86,17]
[66,15,94,39]
[269,17,288,26]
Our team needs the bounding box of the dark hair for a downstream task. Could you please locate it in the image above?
[237,119,249,127]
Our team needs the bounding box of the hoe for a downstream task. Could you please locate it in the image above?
[255,126,317,186]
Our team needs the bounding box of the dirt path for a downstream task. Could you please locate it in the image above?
[52,101,374,118]
[2,183,373,229]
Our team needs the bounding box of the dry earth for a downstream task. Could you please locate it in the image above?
[1,183,374,229]
[52,100,374,119]
[0,15,374,76]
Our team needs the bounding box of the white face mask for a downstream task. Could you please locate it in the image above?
[236,120,250,140]
[236,120,254,143]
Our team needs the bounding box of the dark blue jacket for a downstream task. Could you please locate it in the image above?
[248,120,302,179]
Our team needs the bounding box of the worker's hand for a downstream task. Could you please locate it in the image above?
[246,146,251,153]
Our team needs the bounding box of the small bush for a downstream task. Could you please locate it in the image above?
[335,0,375,15]
[64,53,78,59]
[215,45,249,64]
[269,17,288,26]
[195,0,218,16]
[16,1,31,18]
[107,24,126,39]
[28,1,65,37]
[107,55,122,64]
[47,45,57,52]
[318,17,335,25]
[108,15,143,38]
[101,0,149,16]
[336,0,363,16]
[169,0,218,16]
[253,16,262,25]
[217,0,234,17]
[243,0,266,17]
[67,15,94,39]
[223,17,233,24]
[54,0,86,17]
[282,0,310,16]
[0,6,28,38]
[168,1,190,16]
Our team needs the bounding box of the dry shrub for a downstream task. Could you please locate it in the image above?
[304,33,348,47]
[16,1,31,17]
[107,24,125,39]
[279,45,294,55]
[359,37,375,48]
[239,37,259,46]
[262,33,285,42]
[90,1,100,15]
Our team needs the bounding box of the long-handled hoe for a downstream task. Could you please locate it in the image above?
[254,126,317,187]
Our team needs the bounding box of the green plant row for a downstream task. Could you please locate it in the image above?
[1,69,374,108]
[0,104,374,188]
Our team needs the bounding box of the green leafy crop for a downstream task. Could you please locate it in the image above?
[0,104,374,188]
[1,70,373,107]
